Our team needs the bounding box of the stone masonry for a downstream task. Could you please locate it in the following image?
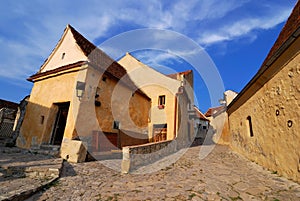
[26,145,300,201]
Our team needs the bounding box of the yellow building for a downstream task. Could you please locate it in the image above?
[227,1,300,182]
[118,53,195,145]
[17,25,151,159]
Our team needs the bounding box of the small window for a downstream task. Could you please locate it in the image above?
[61,52,66,60]
[203,126,207,130]
[247,116,254,137]
[113,121,120,129]
[40,115,45,124]
[158,95,165,106]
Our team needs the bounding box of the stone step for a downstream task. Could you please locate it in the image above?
[1,158,63,179]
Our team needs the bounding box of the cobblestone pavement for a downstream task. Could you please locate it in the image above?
[26,145,300,201]
[0,147,62,200]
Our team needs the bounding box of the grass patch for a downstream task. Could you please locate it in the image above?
[188,193,196,200]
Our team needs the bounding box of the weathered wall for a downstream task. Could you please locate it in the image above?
[93,68,150,134]
[17,68,82,148]
[73,65,151,152]
[228,46,300,182]
[118,53,182,140]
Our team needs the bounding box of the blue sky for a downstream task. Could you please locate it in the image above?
[0,0,297,112]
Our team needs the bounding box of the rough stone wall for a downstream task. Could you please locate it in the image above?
[228,52,300,182]
[121,140,177,173]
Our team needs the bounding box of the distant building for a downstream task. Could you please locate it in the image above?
[204,105,225,121]
[227,1,300,183]
[205,90,237,144]
[0,99,18,146]
[193,106,210,141]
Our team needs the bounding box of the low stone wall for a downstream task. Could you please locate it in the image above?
[121,140,177,173]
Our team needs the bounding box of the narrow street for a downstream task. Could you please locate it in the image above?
[27,145,300,201]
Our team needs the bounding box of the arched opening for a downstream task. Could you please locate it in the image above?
[246,116,254,137]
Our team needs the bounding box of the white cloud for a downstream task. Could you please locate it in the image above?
[198,5,293,46]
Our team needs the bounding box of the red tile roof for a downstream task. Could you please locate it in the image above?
[167,70,193,80]
[68,25,128,81]
[194,106,210,121]
[204,105,225,117]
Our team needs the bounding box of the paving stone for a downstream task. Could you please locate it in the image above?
[2,145,300,201]
[234,181,249,191]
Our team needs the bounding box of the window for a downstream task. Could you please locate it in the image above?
[246,116,254,137]
[158,95,165,106]
[113,121,120,129]
[61,52,66,60]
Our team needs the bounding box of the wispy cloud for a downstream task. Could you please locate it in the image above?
[198,4,293,45]
[0,0,296,82]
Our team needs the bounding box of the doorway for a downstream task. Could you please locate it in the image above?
[50,102,70,145]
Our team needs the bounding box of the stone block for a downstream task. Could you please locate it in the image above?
[121,159,131,174]
[60,138,87,163]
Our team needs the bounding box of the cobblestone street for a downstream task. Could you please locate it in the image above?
[27,145,300,201]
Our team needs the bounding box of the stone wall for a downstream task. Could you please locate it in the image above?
[121,140,177,173]
[228,48,300,182]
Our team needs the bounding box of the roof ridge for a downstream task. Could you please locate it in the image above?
[119,53,183,83]
[67,24,97,56]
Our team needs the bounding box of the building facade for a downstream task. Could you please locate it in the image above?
[17,25,151,157]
